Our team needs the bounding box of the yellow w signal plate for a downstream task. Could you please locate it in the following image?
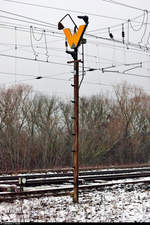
[63,25,86,49]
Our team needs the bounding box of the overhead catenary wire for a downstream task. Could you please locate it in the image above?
[139,11,149,45]
[0,21,65,45]
[30,26,45,42]
[129,11,146,32]
[44,29,49,62]
[0,39,146,69]
[2,68,150,95]
[0,70,72,79]
[0,9,57,28]
[98,0,150,48]
[1,0,150,97]
[29,26,50,61]
[80,59,150,79]
[146,30,150,46]
[0,71,73,85]
[30,26,39,60]
[0,9,150,55]
[85,39,150,57]
[3,47,148,88]
[100,0,147,12]
[79,43,85,89]
[0,18,64,37]
[0,2,149,49]
[88,12,145,34]
[0,53,73,67]
[0,20,149,80]
[1,60,150,94]
[0,14,58,29]
[1,0,128,22]
[95,65,150,79]
[14,26,17,83]
[102,70,150,79]
[0,41,68,59]
[0,53,92,71]
[0,69,116,90]
[86,32,150,52]
[0,34,149,62]
[3,0,149,39]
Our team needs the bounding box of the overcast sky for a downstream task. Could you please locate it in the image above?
[0,0,150,99]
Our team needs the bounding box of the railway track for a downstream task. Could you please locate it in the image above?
[1,166,150,186]
[1,166,150,202]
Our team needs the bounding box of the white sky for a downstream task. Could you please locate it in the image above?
[0,0,150,98]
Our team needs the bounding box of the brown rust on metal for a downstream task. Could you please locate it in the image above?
[67,59,82,64]
[73,48,79,203]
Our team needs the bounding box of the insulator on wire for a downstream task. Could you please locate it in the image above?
[108,27,114,39]
[65,37,68,51]
[122,24,125,44]
[65,38,68,47]
[36,76,42,79]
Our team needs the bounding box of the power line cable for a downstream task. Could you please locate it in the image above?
[0,10,149,54]
[0,21,64,44]
[1,35,146,68]
[88,38,150,56]
[79,43,85,88]
[129,11,146,32]
[0,71,69,78]
[89,65,150,79]
[139,11,149,45]
[146,30,150,46]
[44,29,49,62]
[4,69,150,95]
[0,53,91,71]
[100,0,146,12]
[0,53,73,67]
[86,32,150,52]
[0,41,65,55]
[0,69,116,90]
[0,14,57,29]
[0,71,73,85]
[30,26,45,42]
[1,67,150,94]
[0,8,57,28]
[1,0,128,21]
[0,19,64,37]
[88,13,145,33]
[103,70,150,79]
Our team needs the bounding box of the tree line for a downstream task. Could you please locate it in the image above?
[0,82,150,171]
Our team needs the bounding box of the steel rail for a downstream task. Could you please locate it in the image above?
[1,166,150,180]
[1,164,150,175]
[1,167,150,187]
[0,177,150,202]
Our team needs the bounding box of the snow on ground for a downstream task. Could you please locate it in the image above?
[0,183,150,222]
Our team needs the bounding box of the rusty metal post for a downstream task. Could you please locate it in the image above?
[58,14,88,204]
[73,48,79,203]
